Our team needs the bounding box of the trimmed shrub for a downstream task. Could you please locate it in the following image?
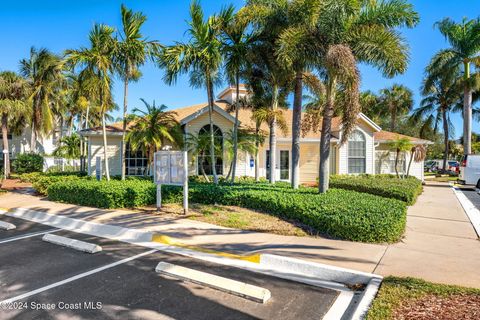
[12,153,44,174]
[46,179,406,243]
[329,174,423,205]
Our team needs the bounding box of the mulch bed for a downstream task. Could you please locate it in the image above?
[1,178,32,191]
[393,294,480,320]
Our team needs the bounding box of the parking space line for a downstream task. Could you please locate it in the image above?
[0,249,157,304]
[0,229,59,244]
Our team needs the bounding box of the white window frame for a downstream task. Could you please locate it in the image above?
[348,130,366,174]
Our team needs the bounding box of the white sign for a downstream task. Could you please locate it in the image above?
[95,157,102,181]
[154,151,188,214]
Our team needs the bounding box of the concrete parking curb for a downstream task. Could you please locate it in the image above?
[156,262,271,303]
[42,234,102,253]
[452,187,480,238]
[0,221,16,230]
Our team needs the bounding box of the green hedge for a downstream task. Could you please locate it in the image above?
[12,153,44,174]
[329,174,423,205]
[46,179,406,243]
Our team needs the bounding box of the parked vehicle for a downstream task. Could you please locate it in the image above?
[459,155,480,185]
[424,159,459,173]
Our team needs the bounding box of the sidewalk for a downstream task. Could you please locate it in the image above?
[0,181,479,288]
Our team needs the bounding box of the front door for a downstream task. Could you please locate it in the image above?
[279,150,289,180]
[265,149,290,181]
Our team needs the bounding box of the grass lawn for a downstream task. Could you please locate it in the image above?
[188,203,309,236]
[429,176,458,182]
[367,277,480,320]
[143,202,309,237]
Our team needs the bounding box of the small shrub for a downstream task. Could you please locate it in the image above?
[329,174,423,205]
[12,153,44,174]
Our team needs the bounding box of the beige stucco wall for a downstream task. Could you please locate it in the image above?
[88,135,122,177]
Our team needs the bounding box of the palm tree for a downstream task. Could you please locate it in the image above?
[412,59,462,172]
[115,5,160,180]
[65,24,117,180]
[53,134,81,160]
[406,144,426,178]
[159,0,233,185]
[0,72,30,177]
[221,14,254,183]
[317,0,419,193]
[241,0,322,189]
[20,47,64,151]
[433,17,480,155]
[223,128,261,180]
[379,84,414,132]
[388,137,413,178]
[185,132,221,182]
[126,99,182,176]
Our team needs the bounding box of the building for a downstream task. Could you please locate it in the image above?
[81,85,432,182]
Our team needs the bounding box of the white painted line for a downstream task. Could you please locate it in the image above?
[0,229,58,244]
[0,249,157,304]
[323,290,355,320]
[0,221,16,230]
[452,187,480,238]
[42,234,102,254]
[7,208,380,318]
[156,261,271,303]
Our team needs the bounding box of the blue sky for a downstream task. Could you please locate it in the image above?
[1,0,479,137]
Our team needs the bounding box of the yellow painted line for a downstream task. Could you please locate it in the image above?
[151,234,261,264]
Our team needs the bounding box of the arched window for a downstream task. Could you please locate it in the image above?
[197,125,223,175]
[348,130,366,173]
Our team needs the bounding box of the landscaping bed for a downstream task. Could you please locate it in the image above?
[367,277,480,320]
[330,174,423,205]
[21,173,408,243]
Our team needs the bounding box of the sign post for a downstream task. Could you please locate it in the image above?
[95,156,102,181]
[154,150,188,214]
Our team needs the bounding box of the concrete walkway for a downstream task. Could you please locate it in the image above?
[0,181,479,288]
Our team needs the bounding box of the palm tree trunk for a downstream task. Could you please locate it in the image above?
[269,84,279,184]
[121,76,129,180]
[390,107,396,132]
[406,148,414,178]
[200,154,210,182]
[206,76,218,184]
[84,104,90,158]
[59,116,64,146]
[319,78,336,193]
[101,112,110,181]
[442,108,449,171]
[2,113,10,178]
[30,121,36,152]
[231,72,240,183]
[394,149,400,178]
[463,62,472,155]
[255,123,260,182]
[291,70,303,189]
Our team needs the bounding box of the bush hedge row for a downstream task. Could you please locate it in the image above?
[46,179,406,243]
[329,174,423,205]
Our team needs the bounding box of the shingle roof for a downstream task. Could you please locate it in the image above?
[374,131,432,144]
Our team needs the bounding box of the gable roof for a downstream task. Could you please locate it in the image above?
[81,100,430,144]
[374,131,433,145]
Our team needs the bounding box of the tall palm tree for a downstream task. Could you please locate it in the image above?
[317,0,419,193]
[0,71,30,177]
[379,84,414,132]
[159,0,233,185]
[20,47,63,151]
[433,17,480,155]
[65,24,117,180]
[115,5,160,180]
[243,0,322,189]
[412,59,462,172]
[388,137,413,178]
[126,99,181,176]
[221,14,254,183]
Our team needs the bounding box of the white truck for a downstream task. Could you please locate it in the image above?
[459,154,480,186]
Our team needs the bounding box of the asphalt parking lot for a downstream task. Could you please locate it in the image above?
[0,216,339,320]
